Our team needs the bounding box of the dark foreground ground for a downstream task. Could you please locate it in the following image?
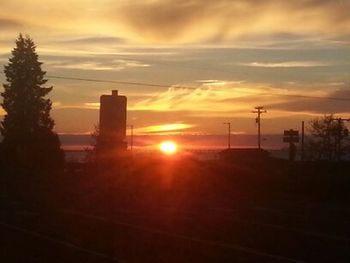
[1,156,350,262]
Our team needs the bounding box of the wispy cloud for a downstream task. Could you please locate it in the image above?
[84,102,100,109]
[268,88,350,114]
[131,83,266,113]
[0,18,22,29]
[52,62,117,71]
[242,61,331,68]
[116,0,350,44]
[196,80,231,86]
[60,36,126,45]
[135,123,194,135]
[49,59,149,71]
[1,0,350,45]
[130,80,350,116]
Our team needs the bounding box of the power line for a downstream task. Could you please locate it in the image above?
[47,75,174,89]
[108,56,234,75]
[0,72,200,90]
[233,89,350,102]
[28,75,350,102]
[1,71,350,102]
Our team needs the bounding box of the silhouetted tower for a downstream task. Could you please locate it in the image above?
[252,106,267,149]
[99,90,127,151]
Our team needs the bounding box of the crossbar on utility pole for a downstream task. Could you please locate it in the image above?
[252,106,267,149]
[223,122,231,149]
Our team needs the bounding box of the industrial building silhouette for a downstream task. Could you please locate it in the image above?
[98,90,127,154]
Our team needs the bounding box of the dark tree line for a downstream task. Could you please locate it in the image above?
[306,114,350,161]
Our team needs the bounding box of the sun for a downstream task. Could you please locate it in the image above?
[159,141,178,155]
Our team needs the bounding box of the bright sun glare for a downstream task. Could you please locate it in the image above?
[159,141,178,155]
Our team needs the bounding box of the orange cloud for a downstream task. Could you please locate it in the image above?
[136,123,194,134]
[116,0,350,43]
[1,0,350,45]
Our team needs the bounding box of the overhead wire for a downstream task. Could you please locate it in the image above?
[0,69,349,102]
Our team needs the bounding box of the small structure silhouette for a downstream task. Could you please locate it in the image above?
[283,129,299,161]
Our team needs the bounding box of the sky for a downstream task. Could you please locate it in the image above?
[1,0,350,139]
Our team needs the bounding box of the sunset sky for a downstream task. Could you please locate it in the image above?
[1,0,350,138]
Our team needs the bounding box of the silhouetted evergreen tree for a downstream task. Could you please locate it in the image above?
[0,34,63,171]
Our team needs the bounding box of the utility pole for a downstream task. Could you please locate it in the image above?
[330,117,350,161]
[130,124,134,153]
[301,121,305,161]
[127,124,134,153]
[252,106,267,149]
[223,122,231,149]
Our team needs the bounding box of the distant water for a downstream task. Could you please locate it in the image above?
[59,134,287,151]
[59,134,292,162]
